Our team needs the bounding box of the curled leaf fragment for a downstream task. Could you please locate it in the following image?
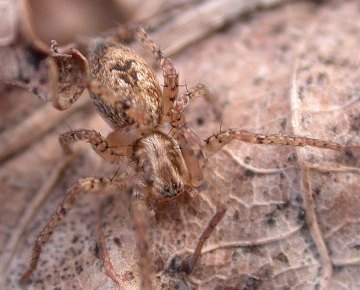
[0,0,58,103]
[50,41,89,110]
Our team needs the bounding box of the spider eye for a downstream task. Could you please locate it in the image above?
[172,183,177,190]
[164,185,170,192]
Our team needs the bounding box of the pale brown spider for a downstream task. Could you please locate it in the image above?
[20,25,360,289]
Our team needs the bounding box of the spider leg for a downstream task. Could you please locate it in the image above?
[171,83,221,128]
[176,123,205,187]
[204,129,360,155]
[176,124,227,274]
[20,177,127,284]
[170,83,220,186]
[130,25,179,119]
[59,129,127,163]
[175,124,228,274]
[131,187,153,290]
[168,88,229,274]
[185,202,227,274]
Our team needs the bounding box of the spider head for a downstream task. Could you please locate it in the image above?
[133,132,188,201]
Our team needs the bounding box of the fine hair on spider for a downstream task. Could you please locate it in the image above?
[20,25,360,289]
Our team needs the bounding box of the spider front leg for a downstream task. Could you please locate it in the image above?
[170,90,228,274]
[131,187,153,290]
[130,25,179,118]
[170,82,223,186]
[171,83,221,130]
[20,177,127,283]
[174,123,227,274]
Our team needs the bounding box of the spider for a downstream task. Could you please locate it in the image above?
[20,25,360,289]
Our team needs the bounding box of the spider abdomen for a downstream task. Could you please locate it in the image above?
[89,41,163,129]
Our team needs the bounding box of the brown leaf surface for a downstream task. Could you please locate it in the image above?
[0,0,58,103]
[1,0,360,289]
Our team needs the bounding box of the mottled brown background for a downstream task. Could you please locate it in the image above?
[1,0,360,289]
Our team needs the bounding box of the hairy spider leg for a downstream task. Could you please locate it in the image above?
[20,177,127,284]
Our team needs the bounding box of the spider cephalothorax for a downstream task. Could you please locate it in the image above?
[132,132,187,200]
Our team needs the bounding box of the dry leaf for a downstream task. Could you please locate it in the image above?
[50,44,89,110]
[1,1,360,289]
[0,0,57,103]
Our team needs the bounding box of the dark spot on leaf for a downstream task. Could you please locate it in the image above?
[94,242,100,259]
[244,169,256,178]
[349,114,360,132]
[266,217,276,227]
[71,236,78,244]
[287,152,297,162]
[333,265,344,271]
[242,245,262,255]
[297,209,306,224]
[280,118,287,130]
[244,277,262,290]
[233,210,240,221]
[74,261,83,275]
[298,86,305,100]
[272,23,285,34]
[167,255,182,275]
[241,12,254,23]
[31,87,39,96]
[18,73,30,84]
[317,72,329,84]
[277,200,291,210]
[26,46,48,71]
[39,77,48,85]
[313,187,321,195]
[113,236,122,247]
[265,209,279,227]
[295,194,303,204]
[258,264,273,279]
[196,117,204,126]
[275,252,289,265]
[244,156,252,164]
[307,75,313,84]
[345,150,354,158]
[253,76,264,86]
